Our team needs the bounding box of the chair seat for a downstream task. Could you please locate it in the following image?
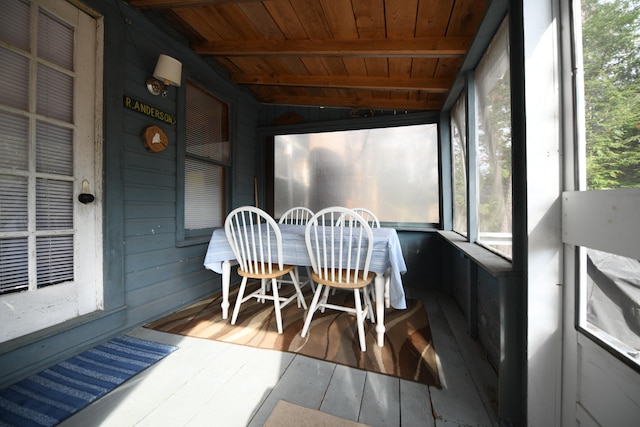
[238,264,296,279]
[311,270,373,289]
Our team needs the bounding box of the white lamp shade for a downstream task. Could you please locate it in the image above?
[153,54,182,87]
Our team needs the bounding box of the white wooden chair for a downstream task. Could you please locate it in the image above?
[225,206,307,334]
[301,207,375,351]
[337,207,389,308]
[278,207,315,292]
[351,208,380,228]
[335,207,380,228]
[278,206,314,225]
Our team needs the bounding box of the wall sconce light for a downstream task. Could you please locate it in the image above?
[146,54,182,97]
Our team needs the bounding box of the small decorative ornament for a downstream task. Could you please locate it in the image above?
[142,125,168,152]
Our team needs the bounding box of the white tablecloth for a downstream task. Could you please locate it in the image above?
[203,224,408,309]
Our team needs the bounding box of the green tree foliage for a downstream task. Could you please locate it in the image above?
[583,0,640,189]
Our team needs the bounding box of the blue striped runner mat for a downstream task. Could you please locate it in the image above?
[0,335,178,426]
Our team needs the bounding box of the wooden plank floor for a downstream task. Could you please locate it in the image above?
[59,290,498,427]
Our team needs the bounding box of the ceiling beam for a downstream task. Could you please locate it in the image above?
[257,95,441,111]
[231,74,452,92]
[127,0,262,8]
[192,37,469,58]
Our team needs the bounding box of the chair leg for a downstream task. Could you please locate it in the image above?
[301,284,324,338]
[362,284,375,324]
[272,278,283,334]
[305,266,315,292]
[353,289,366,352]
[231,277,248,325]
[289,270,307,310]
[384,269,391,309]
[258,278,268,303]
[319,285,331,313]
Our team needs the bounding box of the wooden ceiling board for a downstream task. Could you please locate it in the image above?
[235,2,286,40]
[214,3,266,39]
[416,0,455,37]
[201,6,245,39]
[351,0,386,39]
[263,1,308,39]
[389,57,413,79]
[447,0,487,36]
[411,57,439,79]
[385,0,419,39]
[129,0,488,111]
[341,56,368,76]
[171,8,223,40]
[319,0,358,39]
[288,0,332,39]
[434,57,465,79]
[278,56,314,76]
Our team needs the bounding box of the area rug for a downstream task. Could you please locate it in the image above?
[264,400,372,427]
[0,335,178,426]
[144,283,440,387]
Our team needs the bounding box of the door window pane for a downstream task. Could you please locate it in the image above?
[586,248,640,358]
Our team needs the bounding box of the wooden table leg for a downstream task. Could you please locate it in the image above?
[221,260,231,319]
[375,272,385,347]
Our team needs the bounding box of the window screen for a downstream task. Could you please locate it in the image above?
[274,124,439,224]
[451,93,468,236]
[475,18,512,259]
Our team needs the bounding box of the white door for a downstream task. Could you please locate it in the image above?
[0,0,103,342]
[561,0,640,425]
[562,191,640,426]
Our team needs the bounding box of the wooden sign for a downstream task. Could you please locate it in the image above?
[142,126,169,153]
[124,96,176,125]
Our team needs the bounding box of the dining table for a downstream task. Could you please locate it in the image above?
[203,223,407,347]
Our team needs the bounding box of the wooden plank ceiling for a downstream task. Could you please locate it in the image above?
[128,0,487,112]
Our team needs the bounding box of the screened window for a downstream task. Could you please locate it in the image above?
[274,124,439,225]
[475,18,512,259]
[184,81,229,233]
[451,93,468,236]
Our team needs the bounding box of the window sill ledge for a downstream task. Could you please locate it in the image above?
[437,230,515,278]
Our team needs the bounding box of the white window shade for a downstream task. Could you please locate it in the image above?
[185,159,224,230]
[184,81,229,231]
